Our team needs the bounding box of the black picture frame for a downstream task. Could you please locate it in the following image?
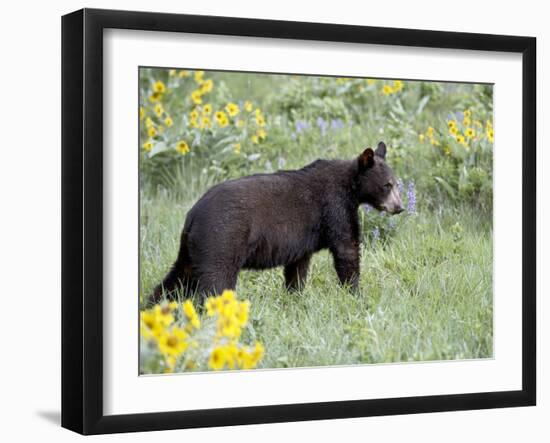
[61,8,536,435]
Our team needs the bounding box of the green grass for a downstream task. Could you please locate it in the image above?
[140,174,493,369]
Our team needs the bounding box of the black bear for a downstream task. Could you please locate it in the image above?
[150,141,403,303]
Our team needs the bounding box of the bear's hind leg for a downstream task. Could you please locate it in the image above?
[284,254,311,291]
[196,267,240,299]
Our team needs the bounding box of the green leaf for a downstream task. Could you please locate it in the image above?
[148,141,168,157]
[416,95,430,115]
[434,176,456,198]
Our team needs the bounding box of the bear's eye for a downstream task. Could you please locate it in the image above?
[384,183,392,190]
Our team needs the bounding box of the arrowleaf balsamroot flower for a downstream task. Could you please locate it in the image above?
[140,291,265,373]
[176,140,190,155]
[225,102,240,117]
[153,80,166,94]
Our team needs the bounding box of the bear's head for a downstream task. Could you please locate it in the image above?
[355,141,404,215]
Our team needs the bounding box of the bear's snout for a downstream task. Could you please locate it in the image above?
[381,186,404,215]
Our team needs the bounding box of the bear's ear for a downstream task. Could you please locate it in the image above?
[375,141,387,159]
[358,148,375,172]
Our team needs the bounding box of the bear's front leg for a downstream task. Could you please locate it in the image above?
[284,254,311,291]
[331,243,360,293]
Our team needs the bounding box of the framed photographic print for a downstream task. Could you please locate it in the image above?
[61,8,536,435]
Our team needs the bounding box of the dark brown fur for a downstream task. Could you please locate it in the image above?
[151,142,402,302]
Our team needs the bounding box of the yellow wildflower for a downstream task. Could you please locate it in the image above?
[223,344,240,369]
[139,106,145,121]
[142,140,153,152]
[215,111,229,127]
[235,119,245,128]
[382,84,394,95]
[244,101,253,112]
[190,109,199,121]
[447,119,457,129]
[251,342,265,365]
[393,80,404,91]
[219,116,229,127]
[176,140,190,155]
[255,114,266,127]
[164,116,173,127]
[164,356,176,372]
[145,117,154,128]
[153,80,166,94]
[191,90,202,105]
[158,327,188,358]
[147,126,157,138]
[140,306,173,339]
[149,91,162,102]
[219,317,240,339]
[202,104,212,115]
[236,300,250,327]
[449,126,458,136]
[226,102,240,117]
[178,70,190,78]
[464,109,472,119]
[251,134,259,144]
[257,128,267,140]
[209,346,226,370]
[200,116,212,130]
[154,304,175,327]
[194,70,204,84]
[140,311,158,339]
[418,133,425,143]
[456,134,467,146]
[183,300,201,329]
[465,127,476,138]
[233,142,241,154]
[463,116,471,126]
[154,103,164,117]
[169,69,176,76]
[200,79,214,93]
[487,128,494,143]
[185,360,198,370]
[221,289,236,303]
[205,296,223,317]
[426,126,435,138]
[237,348,255,369]
[189,118,199,129]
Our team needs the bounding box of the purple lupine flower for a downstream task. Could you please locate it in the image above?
[362,204,372,214]
[331,118,345,131]
[295,120,310,134]
[407,181,416,214]
[316,117,328,136]
[372,226,380,244]
[397,178,404,196]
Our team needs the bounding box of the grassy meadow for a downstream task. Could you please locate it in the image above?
[139,69,493,374]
